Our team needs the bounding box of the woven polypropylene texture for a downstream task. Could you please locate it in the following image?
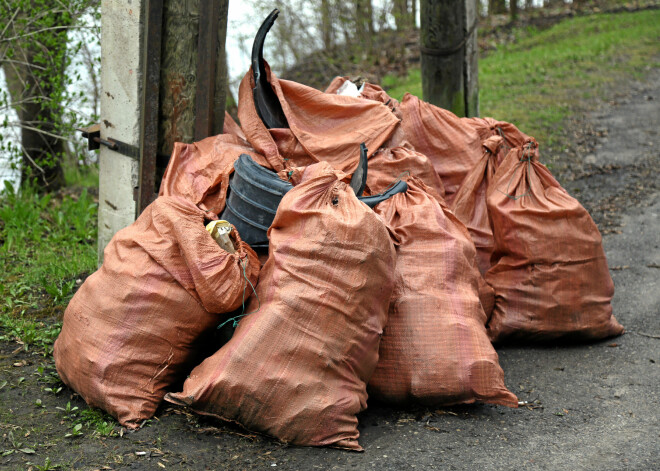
[54,196,260,428]
[397,94,483,204]
[367,145,445,199]
[485,140,624,343]
[167,162,396,450]
[368,178,517,408]
[238,65,399,174]
[452,135,504,275]
[159,133,270,215]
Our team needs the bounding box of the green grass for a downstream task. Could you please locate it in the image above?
[64,161,99,188]
[383,10,660,150]
[0,180,98,353]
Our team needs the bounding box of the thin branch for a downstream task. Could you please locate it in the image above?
[6,121,77,144]
[1,24,92,43]
[0,59,47,71]
[0,6,20,40]
[18,142,46,175]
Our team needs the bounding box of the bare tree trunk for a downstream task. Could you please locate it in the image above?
[159,1,198,155]
[393,0,415,30]
[489,0,507,14]
[1,5,70,191]
[412,0,417,27]
[420,0,478,117]
[355,0,374,52]
[510,0,519,20]
[321,0,334,49]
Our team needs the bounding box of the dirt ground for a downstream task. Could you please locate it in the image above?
[1,69,659,471]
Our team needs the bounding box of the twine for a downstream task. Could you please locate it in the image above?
[498,143,534,200]
[496,126,513,155]
[218,254,260,329]
[420,19,478,57]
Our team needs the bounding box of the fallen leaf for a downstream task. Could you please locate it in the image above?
[19,448,35,454]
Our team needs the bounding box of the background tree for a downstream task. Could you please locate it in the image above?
[0,0,99,191]
[354,0,375,53]
[510,0,519,20]
[489,0,507,14]
[393,0,416,31]
[320,0,335,50]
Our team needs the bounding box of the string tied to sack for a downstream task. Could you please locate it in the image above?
[496,126,513,156]
[218,253,260,329]
[499,142,536,201]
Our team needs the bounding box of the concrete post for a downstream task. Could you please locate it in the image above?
[97,1,143,263]
[97,1,229,263]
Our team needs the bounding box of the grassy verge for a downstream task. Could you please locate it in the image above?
[382,10,660,151]
[0,169,98,354]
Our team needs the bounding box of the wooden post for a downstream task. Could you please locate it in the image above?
[159,0,229,156]
[420,0,479,117]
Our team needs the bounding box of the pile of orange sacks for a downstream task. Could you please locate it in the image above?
[54,68,623,450]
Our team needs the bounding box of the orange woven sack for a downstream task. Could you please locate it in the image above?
[451,135,505,275]
[463,117,530,163]
[166,162,396,450]
[325,77,400,110]
[222,111,247,141]
[159,134,270,214]
[367,145,445,199]
[367,178,517,407]
[237,65,399,173]
[485,140,624,342]
[325,77,416,150]
[54,196,260,428]
[397,94,482,204]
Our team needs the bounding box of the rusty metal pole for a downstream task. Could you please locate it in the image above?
[138,0,163,215]
[194,1,221,140]
[137,0,228,216]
